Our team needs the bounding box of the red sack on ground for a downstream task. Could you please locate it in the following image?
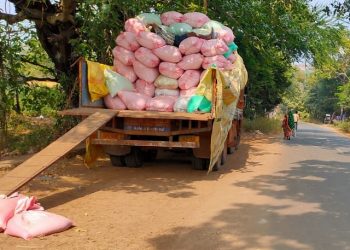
[135,79,155,97]
[118,90,150,110]
[5,210,73,240]
[178,70,201,90]
[153,45,182,63]
[124,18,147,34]
[133,60,159,83]
[113,59,137,83]
[180,87,197,97]
[182,12,210,28]
[177,53,203,70]
[161,11,183,26]
[179,37,204,55]
[134,47,160,68]
[115,32,140,51]
[146,96,177,112]
[112,46,135,66]
[136,31,166,50]
[201,39,229,57]
[104,94,127,110]
[159,62,184,79]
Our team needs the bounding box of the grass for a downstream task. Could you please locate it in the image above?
[334,121,350,133]
[243,116,282,134]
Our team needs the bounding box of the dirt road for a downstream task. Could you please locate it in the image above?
[1,122,350,249]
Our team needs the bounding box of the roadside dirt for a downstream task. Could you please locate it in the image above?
[0,133,280,250]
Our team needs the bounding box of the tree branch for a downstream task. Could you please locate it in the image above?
[0,11,26,24]
[22,75,58,82]
[20,57,55,74]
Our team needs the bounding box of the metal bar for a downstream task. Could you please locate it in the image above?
[91,139,200,148]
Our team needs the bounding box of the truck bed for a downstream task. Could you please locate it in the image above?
[59,107,213,121]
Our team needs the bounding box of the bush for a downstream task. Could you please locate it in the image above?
[335,121,350,133]
[243,116,281,134]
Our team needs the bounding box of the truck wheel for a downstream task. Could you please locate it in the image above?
[192,157,205,170]
[124,148,144,167]
[143,149,157,162]
[109,155,126,167]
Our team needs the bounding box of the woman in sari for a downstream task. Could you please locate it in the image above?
[282,114,292,140]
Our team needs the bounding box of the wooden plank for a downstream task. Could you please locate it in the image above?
[59,108,213,121]
[101,127,211,136]
[91,139,200,148]
[0,110,115,196]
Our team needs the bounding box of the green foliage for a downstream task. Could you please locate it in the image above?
[337,82,350,109]
[243,117,281,134]
[335,120,350,133]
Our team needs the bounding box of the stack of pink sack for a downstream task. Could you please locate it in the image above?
[0,193,73,240]
[106,11,236,112]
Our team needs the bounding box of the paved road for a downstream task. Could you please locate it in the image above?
[1,122,350,250]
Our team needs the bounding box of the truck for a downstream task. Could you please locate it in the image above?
[60,58,247,171]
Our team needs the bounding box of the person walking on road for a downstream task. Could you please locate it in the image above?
[293,111,300,131]
[282,114,292,140]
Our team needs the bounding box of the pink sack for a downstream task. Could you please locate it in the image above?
[112,46,135,66]
[182,12,210,28]
[135,79,155,97]
[0,194,23,231]
[155,88,179,97]
[227,53,237,63]
[178,70,201,90]
[161,11,183,26]
[104,94,127,110]
[124,18,147,34]
[217,26,235,44]
[134,47,160,68]
[136,31,166,50]
[179,37,204,55]
[177,53,204,70]
[201,39,229,56]
[113,59,137,83]
[5,210,73,240]
[180,87,197,97]
[115,32,140,51]
[146,96,177,112]
[202,55,231,70]
[133,60,159,83]
[153,45,182,63]
[159,62,184,79]
[118,90,150,110]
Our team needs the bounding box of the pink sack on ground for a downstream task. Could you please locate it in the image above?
[104,94,127,110]
[115,32,140,51]
[133,60,159,83]
[159,62,184,79]
[161,11,183,26]
[15,196,43,215]
[182,12,210,28]
[178,70,201,90]
[135,79,155,97]
[118,90,150,111]
[155,88,179,97]
[136,31,166,50]
[179,37,204,55]
[202,55,231,70]
[201,39,229,57]
[124,18,147,34]
[153,45,182,63]
[113,59,137,83]
[5,210,73,240]
[177,53,203,70]
[180,87,197,97]
[146,96,177,112]
[217,26,235,44]
[134,47,160,68]
[112,46,135,66]
[0,194,23,231]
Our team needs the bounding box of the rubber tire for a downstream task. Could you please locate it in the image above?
[143,149,158,162]
[124,148,144,167]
[192,157,205,170]
[109,155,126,167]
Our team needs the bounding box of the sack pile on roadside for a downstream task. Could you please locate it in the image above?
[104,11,238,112]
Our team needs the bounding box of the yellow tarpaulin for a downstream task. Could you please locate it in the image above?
[86,60,112,101]
[196,54,248,172]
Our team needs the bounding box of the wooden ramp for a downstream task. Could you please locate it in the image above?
[0,110,115,196]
